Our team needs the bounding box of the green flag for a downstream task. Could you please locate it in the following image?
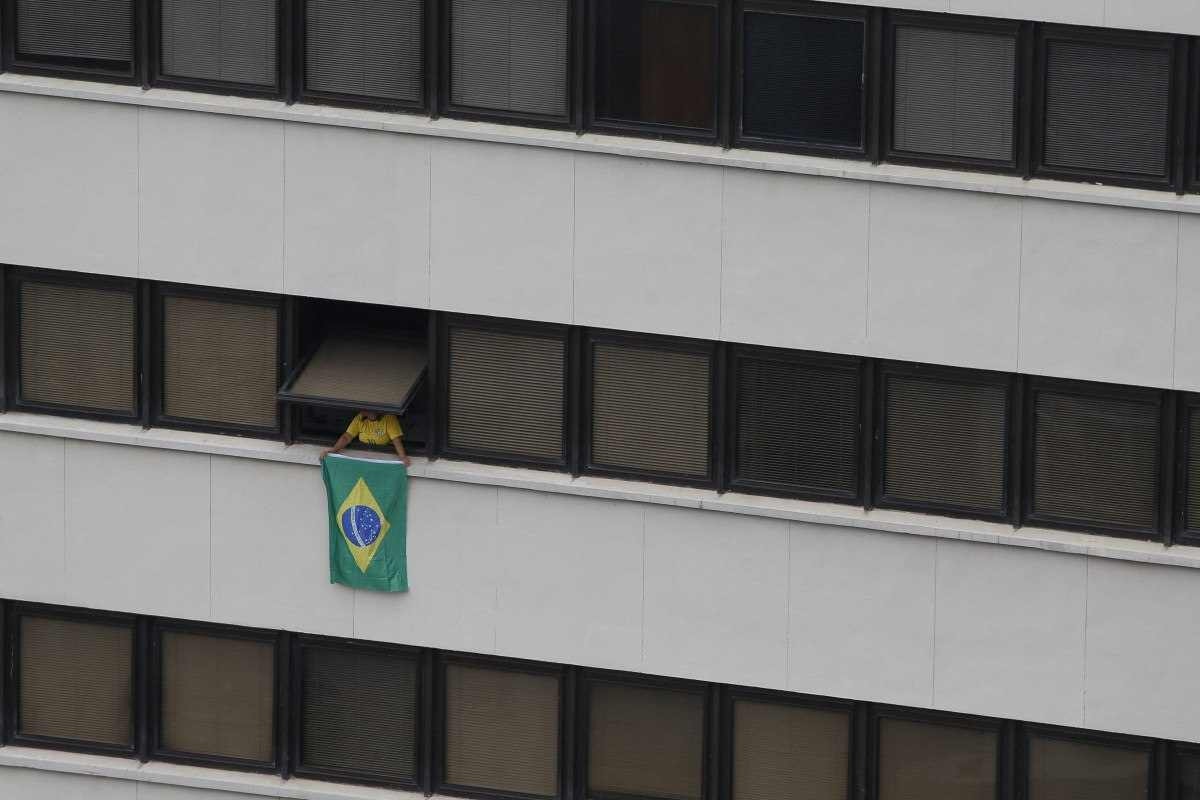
[322,454,408,592]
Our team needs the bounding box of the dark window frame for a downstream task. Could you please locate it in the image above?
[1032,24,1187,191]
[882,10,1026,174]
[873,360,1019,523]
[3,266,144,425]
[150,281,287,440]
[149,618,286,774]
[1,0,142,84]
[2,602,141,758]
[1020,723,1159,800]
[1173,393,1200,547]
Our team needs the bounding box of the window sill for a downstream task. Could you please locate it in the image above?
[1,72,1198,216]
[2,410,1199,571]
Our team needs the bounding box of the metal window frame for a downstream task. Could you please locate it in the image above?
[872,360,1018,523]
[3,266,144,425]
[733,0,871,158]
[2,602,141,758]
[1031,24,1187,191]
[150,281,287,440]
[881,10,1026,174]
[1019,723,1161,800]
[289,634,426,789]
[1173,393,1200,547]
[1,0,144,83]
[149,617,285,773]
[581,328,722,490]
[434,651,570,800]
[146,0,290,99]
[585,0,730,145]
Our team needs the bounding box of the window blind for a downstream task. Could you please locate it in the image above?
[16,0,133,63]
[732,700,850,800]
[734,355,859,497]
[878,718,997,800]
[1043,39,1171,178]
[450,0,569,116]
[588,682,704,800]
[448,326,566,462]
[160,0,277,87]
[591,342,712,479]
[162,295,279,429]
[1028,737,1149,800]
[1180,755,1200,800]
[305,0,424,103]
[1031,391,1159,530]
[160,631,275,763]
[742,11,864,147]
[445,664,560,796]
[19,616,133,747]
[301,647,418,781]
[19,281,137,414]
[893,26,1016,162]
[883,374,1008,514]
[1189,408,1200,531]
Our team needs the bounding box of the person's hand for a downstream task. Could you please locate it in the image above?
[401,456,412,468]
[319,449,332,461]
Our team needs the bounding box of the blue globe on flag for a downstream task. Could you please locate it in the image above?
[341,504,382,548]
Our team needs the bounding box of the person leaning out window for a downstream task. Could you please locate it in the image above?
[321,411,411,466]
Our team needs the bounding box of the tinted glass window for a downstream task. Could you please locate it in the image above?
[879,718,997,800]
[160,0,277,87]
[1028,736,1149,800]
[733,700,850,800]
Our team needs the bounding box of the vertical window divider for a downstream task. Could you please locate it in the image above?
[1008,374,1026,526]
[1155,740,1170,800]
[1028,27,1048,183]
[427,311,443,461]
[135,616,150,763]
[1017,21,1036,179]
[562,665,579,800]
[0,264,8,412]
[420,648,436,793]
[139,282,154,429]
[287,0,302,105]
[136,0,150,89]
[571,0,586,133]
[706,684,722,800]
[1161,390,1179,545]
[279,0,295,104]
[568,327,584,477]
[435,0,449,118]
[860,359,877,509]
[285,634,301,779]
[427,0,441,119]
[852,703,869,800]
[276,631,292,779]
[1172,36,1190,194]
[718,0,734,149]
[0,598,7,747]
[1173,394,1190,542]
[714,342,731,493]
[0,0,14,73]
[1000,720,1017,800]
[281,296,297,446]
[866,9,885,164]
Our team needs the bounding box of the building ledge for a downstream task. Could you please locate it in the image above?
[2,410,1198,571]
[1,73,1197,216]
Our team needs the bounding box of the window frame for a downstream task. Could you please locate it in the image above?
[1032,24,1187,191]
[873,361,1019,523]
[3,266,144,425]
[869,705,1008,800]
[0,0,142,84]
[581,328,722,489]
[1022,376,1172,541]
[1173,393,1200,547]
[150,282,286,440]
[3,602,141,758]
[149,618,286,774]
[1019,723,1159,800]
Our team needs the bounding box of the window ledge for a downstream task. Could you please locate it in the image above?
[1,73,1197,216]
[2,410,1199,571]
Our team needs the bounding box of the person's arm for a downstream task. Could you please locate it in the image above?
[321,432,353,460]
[384,415,411,466]
[391,436,411,467]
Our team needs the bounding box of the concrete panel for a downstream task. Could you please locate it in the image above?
[139,109,284,293]
[1085,558,1200,743]
[210,457,353,637]
[63,441,210,620]
[284,123,430,307]
[1019,200,1178,388]
[868,185,1020,371]
[643,506,789,688]
[0,432,66,605]
[721,169,868,354]
[948,0,1103,25]
[354,479,499,653]
[573,154,723,339]
[0,767,134,800]
[1105,0,1197,35]
[431,140,574,324]
[933,541,1086,726]
[494,489,643,669]
[788,524,936,707]
[1174,216,1200,391]
[0,94,138,276]
[135,783,267,800]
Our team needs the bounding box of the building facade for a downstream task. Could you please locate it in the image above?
[2,0,1200,799]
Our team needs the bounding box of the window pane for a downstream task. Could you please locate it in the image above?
[1028,736,1149,800]
[19,280,137,414]
[1187,407,1200,530]
[19,616,133,747]
[448,326,566,461]
[878,718,997,800]
[160,0,277,87]
[1031,390,1159,530]
[161,631,276,763]
[894,26,1016,161]
[301,646,418,781]
[305,0,424,103]
[162,295,279,429]
[445,664,560,796]
[16,0,133,63]
[588,682,704,800]
[594,0,717,131]
[883,373,1008,514]
[742,12,863,147]
[1180,754,1200,800]
[451,0,569,116]
[591,342,712,479]
[733,700,850,800]
[1043,39,1171,178]
[734,355,859,496]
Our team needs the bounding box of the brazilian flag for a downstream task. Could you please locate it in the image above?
[322,454,408,592]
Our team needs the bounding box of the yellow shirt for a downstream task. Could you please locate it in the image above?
[345,414,403,446]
